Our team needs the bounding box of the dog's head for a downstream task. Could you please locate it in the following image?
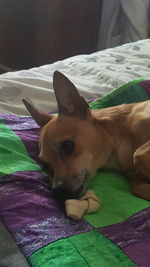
[23,72,112,199]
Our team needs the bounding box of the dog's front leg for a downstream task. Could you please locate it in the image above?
[130,140,150,200]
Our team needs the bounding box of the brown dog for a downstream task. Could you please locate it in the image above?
[23,71,150,201]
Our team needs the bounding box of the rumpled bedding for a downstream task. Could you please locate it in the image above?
[0,39,150,115]
[0,79,150,267]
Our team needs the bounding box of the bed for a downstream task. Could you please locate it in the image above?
[0,39,150,267]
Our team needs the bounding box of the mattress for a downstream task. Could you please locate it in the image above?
[0,39,150,115]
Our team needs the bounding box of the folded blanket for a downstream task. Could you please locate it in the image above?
[0,80,150,267]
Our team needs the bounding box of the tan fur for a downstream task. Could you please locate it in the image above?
[23,72,150,200]
[38,101,150,200]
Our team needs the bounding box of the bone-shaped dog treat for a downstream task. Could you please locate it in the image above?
[65,190,100,220]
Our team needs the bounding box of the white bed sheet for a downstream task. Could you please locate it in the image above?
[0,39,150,115]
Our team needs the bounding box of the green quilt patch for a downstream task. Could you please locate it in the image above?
[84,170,150,228]
[90,79,148,109]
[28,239,87,267]
[0,119,41,177]
[28,231,136,267]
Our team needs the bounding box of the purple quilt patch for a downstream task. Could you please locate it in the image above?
[99,208,150,267]
[0,171,93,256]
[0,114,39,130]
[14,128,41,165]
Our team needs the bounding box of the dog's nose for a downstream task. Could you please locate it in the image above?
[51,179,70,200]
[52,185,70,200]
[52,184,84,201]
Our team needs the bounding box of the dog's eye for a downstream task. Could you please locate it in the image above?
[59,140,75,157]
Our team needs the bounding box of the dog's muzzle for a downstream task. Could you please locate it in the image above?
[52,184,85,200]
[52,171,90,201]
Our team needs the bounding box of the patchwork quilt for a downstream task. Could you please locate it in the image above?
[0,80,150,267]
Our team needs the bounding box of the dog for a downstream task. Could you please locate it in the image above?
[23,71,150,201]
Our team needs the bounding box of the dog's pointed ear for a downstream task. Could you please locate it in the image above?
[53,71,89,117]
[22,99,52,127]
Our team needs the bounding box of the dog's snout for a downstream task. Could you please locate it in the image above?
[52,180,64,189]
[52,183,84,201]
[51,171,90,200]
[51,178,68,200]
[52,184,69,200]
